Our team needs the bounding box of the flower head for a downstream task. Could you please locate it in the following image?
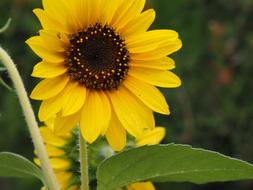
[35,124,166,190]
[34,126,80,190]
[27,0,181,149]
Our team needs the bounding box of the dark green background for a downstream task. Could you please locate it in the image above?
[0,0,253,189]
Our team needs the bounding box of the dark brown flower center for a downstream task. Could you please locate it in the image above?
[65,24,129,90]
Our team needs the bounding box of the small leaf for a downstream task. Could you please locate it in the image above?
[0,77,12,91]
[0,152,45,183]
[0,18,12,34]
[0,67,7,71]
[97,144,253,190]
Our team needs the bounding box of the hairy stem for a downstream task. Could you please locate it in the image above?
[0,47,60,190]
[79,129,90,190]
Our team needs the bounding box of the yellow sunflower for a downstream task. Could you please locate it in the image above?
[27,0,182,148]
[35,124,165,190]
[34,126,80,190]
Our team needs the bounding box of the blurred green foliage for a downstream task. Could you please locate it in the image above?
[0,0,253,189]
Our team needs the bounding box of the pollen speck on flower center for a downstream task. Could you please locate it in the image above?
[65,23,129,90]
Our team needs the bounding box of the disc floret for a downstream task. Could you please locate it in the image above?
[66,24,129,90]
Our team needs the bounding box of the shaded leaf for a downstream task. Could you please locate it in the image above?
[0,152,45,184]
[97,144,253,190]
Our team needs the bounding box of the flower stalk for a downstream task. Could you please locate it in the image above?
[79,129,90,190]
[0,46,60,190]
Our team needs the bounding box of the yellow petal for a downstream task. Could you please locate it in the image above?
[127,30,179,44]
[38,81,85,121]
[38,96,63,121]
[107,86,154,138]
[55,172,72,188]
[100,0,121,26]
[80,91,111,143]
[130,57,175,70]
[67,0,89,31]
[137,127,166,146]
[32,61,67,78]
[88,0,105,24]
[131,39,182,60]
[123,76,170,115]
[128,182,156,190]
[112,0,145,29]
[127,30,179,53]
[39,127,66,147]
[105,111,127,151]
[39,30,66,52]
[53,112,80,137]
[42,0,77,33]
[30,74,69,100]
[61,82,87,117]
[45,118,55,131]
[129,68,181,88]
[42,0,61,13]
[26,36,65,63]
[50,158,70,170]
[74,0,89,27]
[28,31,66,53]
[73,0,103,27]
[33,9,70,34]
[120,9,155,37]
[46,145,65,157]
[34,158,41,166]
[39,81,86,120]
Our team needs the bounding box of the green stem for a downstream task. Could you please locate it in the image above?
[79,129,90,190]
[0,46,60,190]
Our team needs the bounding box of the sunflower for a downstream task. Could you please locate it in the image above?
[35,124,166,190]
[34,126,80,190]
[27,0,182,149]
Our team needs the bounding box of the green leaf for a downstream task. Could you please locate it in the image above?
[0,18,12,34]
[0,62,12,91]
[0,67,7,71]
[0,152,45,183]
[97,144,253,190]
[0,77,12,91]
